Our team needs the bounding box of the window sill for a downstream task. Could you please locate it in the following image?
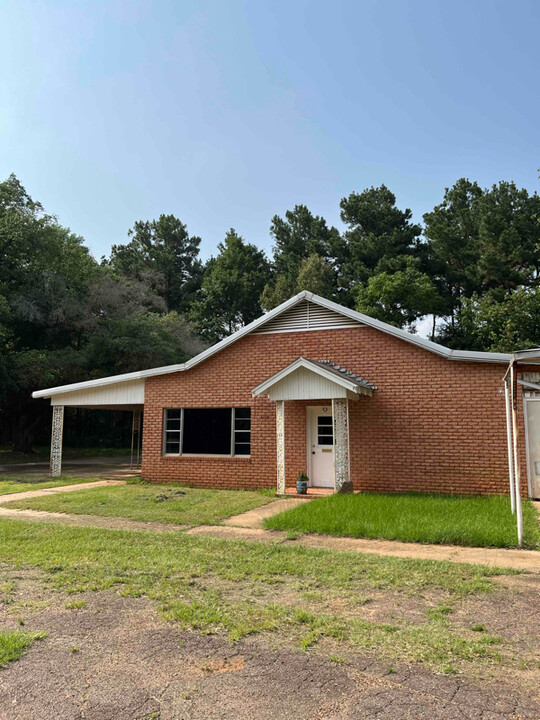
[162,454,251,461]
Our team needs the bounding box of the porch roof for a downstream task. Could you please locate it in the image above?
[252,357,377,401]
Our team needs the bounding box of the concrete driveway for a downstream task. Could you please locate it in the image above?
[0,456,140,479]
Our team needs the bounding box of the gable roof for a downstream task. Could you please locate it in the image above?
[32,291,512,399]
[252,357,377,399]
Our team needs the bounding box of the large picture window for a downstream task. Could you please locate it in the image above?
[163,408,251,456]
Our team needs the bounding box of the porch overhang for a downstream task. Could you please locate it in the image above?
[251,357,377,401]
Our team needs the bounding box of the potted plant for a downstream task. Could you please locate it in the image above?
[296,471,309,494]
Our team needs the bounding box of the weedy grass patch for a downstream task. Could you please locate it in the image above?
[6,483,274,526]
[264,492,540,549]
[0,518,521,672]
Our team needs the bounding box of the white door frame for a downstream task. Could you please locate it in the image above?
[523,395,540,499]
[306,405,335,488]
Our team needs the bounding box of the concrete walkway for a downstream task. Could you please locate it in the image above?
[0,479,126,504]
[222,497,308,528]
[0,484,539,572]
[188,523,540,572]
[0,505,187,533]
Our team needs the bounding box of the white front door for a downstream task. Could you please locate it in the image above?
[526,399,540,499]
[307,406,334,488]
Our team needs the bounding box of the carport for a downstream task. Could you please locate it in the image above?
[32,374,145,476]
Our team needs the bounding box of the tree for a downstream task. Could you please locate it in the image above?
[261,253,336,309]
[192,229,271,341]
[261,205,340,309]
[424,178,540,347]
[456,289,540,353]
[108,214,203,313]
[337,185,424,298]
[0,176,205,452]
[354,257,440,329]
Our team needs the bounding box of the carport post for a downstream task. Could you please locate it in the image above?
[510,364,523,547]
[50,405,64,477]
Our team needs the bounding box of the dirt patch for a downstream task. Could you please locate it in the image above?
[0,568,538,720]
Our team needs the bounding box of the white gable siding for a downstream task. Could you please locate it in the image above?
[265,367,350,400]
[50,379,145,407]
[253,299,363,335]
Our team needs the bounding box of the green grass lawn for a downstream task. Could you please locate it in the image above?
[6,482,275,526]
[264,492,540,549]
[0,630,46,667]
[0,518,518,672]
[0,475,103,496]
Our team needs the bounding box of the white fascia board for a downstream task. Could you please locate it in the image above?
[32,294,309,399]
[182,292,309,371]
[304,293,512,363]
[32,364,181,399]
[513,348,540,362]
[252,357,359,397]
[448,349,512,364]
[32,290,512,399]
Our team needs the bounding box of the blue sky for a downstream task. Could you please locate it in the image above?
[1,0,538,263]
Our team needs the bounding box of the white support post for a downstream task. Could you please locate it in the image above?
[130,410,142,469]
[50,405,64,477]
[510,365,523,547]
[332,398,350,492]
[276,401,285,495]
[504,378,516,514]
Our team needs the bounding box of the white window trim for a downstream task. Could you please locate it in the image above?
[162,407,251,458]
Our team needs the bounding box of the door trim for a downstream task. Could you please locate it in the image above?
[306,405,335,488]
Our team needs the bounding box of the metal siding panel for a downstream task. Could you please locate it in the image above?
[51,379,145,406]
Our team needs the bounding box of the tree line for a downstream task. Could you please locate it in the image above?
[1,173,538,451]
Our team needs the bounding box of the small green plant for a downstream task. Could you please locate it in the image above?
[296,472,309,482]
[329,655,348,665]
[70,646,79,654]
[470,624,486,632]
[65,599,86,610]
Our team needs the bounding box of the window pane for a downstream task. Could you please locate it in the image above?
[234,418,251,431]
[318,436,333,445]
[167,409,181,420]
[318,416,332,425]
[234,443,250,455]
[183,408,232,454]
[235,408,251,419]
[165,442,180,454]
[167,418,181,431]
[317,426,333,435]
[234,431,250,444]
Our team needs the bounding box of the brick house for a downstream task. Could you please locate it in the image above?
[33,292,540,499]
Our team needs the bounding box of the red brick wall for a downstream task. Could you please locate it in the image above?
[142,326,523,495]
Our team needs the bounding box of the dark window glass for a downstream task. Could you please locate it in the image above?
[318,415,333,446]
[183,408,232,454]
[235,408,250,418]
[234,443,251,455]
